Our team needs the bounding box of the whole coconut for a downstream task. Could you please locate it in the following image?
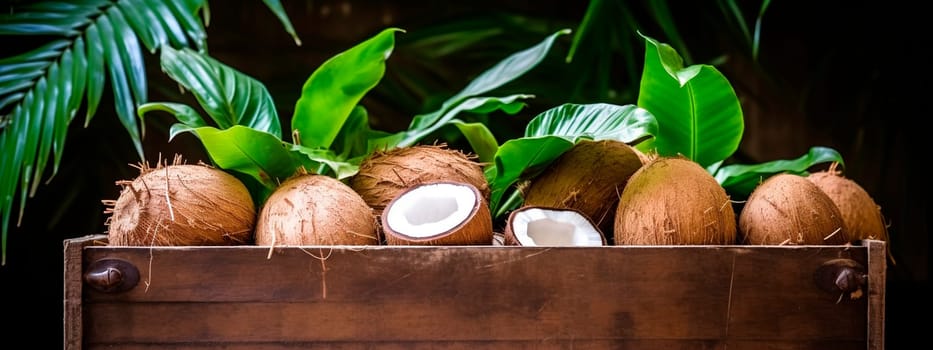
[807,163,888,242]
[349,144,489,217]
[739,173,849,245]
[104,158,256,246]
[255,174,378,246]
[522,139,644,236]
[614,156,736,245]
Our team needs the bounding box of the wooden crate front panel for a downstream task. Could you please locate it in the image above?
[66,241,876,349]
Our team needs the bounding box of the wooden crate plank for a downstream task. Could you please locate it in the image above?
[865,239,887,350]
[82,339,867,350]
[79,245,868,344]
[64,234,108,349]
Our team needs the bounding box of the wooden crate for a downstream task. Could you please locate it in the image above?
[64,235,886,349]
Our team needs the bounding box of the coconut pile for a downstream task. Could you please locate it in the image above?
[104,148,888,249]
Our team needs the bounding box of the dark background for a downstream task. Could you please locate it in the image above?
[1,1,928,348]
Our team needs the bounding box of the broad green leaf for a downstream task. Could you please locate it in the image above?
[384,94,531,149]
[288,146,359,180]
[449,120,498,163]
[377,29,570,151]
[330,106,373,160]
[448,28,571,104]
[292,27,402,149]
[139,102,207,129]
[158,46,282,137]
[486,137,576,217]
[636,32,743,168]
[525,103,657,142]
[485,103,658,216]
[714,146,845,197]
[174,125,299,193]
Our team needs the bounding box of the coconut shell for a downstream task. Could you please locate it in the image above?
[522,139,643,236]
[807,167,887,242]
[349,144,489,217]
[739,173,849,245]
[614,156,736,245]
[381,181,492,245]
[105,161,256,246]
[504,206,606,246]
[255,174,378,246]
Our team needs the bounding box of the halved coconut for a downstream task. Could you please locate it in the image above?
[381,181,493,245]
[504,206,605,246]
[104,157,256,246]
[522,139,644,236]
[739,173,849,245]
[350,144,489,217]
[255,174,378,246]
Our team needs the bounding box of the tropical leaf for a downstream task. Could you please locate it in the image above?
[261,0,302,46]
[370,28,571,151]
[0,0,208,263]
[635,32,744,168]
[291,27,402,149]
[714,146,845,198]
[485,103,658,217]
[169,125,298,204]
[0,0,298,263]
[155,46,282,137]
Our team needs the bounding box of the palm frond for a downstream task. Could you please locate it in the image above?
[0,0,209,264]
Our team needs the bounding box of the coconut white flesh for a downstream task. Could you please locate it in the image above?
[385,183,476,238]
[512,208,602,246]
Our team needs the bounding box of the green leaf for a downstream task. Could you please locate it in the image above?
[525,103,657,142]
[292,27,402,149]
[174,125,299,194]
[635,32,743,168]
[486,137,576,217]
[449,120,498,163]
[261,0,302,46]
[450,28,570,103]
[375,29,570,151]
[383,94,531,149]
[714,146,845,197]
[288,146,359,180]
[330,106,373,160]
[138,102,207,129]
[83,23,105,126]
[157,46,282,137]
[485,103,658,216]
[99,12,144,159]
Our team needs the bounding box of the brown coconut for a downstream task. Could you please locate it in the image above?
[739,173,849,245]
[807,163,888,242]
[349,144,489,217]
[522,139,644,235]
[255,173,378,246]
[381,181,492,245]
[614,156,736,245]
[104,157,256,246]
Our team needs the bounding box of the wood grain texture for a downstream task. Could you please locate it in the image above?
[65,236,882,349]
